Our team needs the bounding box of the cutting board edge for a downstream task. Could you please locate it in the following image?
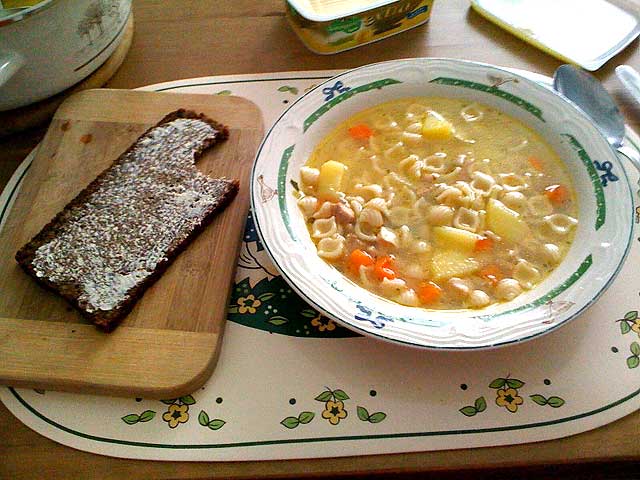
[0,318,223,399]
[52,88,264,127]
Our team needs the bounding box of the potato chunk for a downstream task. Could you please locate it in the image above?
[422,112,454,140]
[432,226,482,251]
[486,198,528,243]
[317,160,347,200]
[430,249,479,281]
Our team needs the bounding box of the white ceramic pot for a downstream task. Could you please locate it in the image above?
[0,0,132,111]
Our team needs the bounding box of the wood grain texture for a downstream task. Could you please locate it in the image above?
[0,89,263,398]
[1,0,640,478]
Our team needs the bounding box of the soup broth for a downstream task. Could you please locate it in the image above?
[297,97,578,309]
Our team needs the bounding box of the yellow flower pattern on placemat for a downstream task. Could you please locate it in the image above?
[311,314,336,332]
[163,403,189,428]
[495,387,524,413]
[237,294,262,314]
[322,400,348,425]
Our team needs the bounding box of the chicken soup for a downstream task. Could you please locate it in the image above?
[296,97,578,309]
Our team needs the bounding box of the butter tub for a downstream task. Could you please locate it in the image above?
[285,0,435,54]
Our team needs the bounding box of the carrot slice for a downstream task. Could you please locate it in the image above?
[374,255,396,280]
[348,249,374,273]
[474,237,494,252]
[544,184,569,205]
[348,124,373,140]
[480,265,503,285]
[528,156,544,172]
[418,281,442,304]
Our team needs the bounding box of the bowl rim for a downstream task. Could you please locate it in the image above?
[249,57,635,350]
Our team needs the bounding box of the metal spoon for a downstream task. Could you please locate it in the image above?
[552,64,640,174]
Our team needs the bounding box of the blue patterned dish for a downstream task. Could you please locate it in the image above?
[250,58,635,350]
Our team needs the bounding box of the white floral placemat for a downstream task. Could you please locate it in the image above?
[1,70,639,461]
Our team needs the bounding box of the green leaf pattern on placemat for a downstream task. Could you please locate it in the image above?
[278,85,299,95]
[280,411,315,429]
[198,410,226,431]
[121,410,156,425]
[615,310,640,369]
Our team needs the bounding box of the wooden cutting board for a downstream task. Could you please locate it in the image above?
[0,89,264,398]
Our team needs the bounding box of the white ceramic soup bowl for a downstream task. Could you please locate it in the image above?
[250,58,635,350]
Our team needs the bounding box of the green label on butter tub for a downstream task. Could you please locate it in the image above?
[327,17,361,34]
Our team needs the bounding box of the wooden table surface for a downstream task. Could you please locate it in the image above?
[2,1,640,479]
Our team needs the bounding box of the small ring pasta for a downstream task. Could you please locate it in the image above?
[460,103,484,122]
[396,288,420,307]
[438,166,462,183]
[453,207,480,232]
[499,173,529,192]
[542,213,578,235]
[312,201,336,219]
[380,277,407,296]
[383,141,407,162]
[454,181,476,207]
[406,121,423,134]
[365,197,390,215]
[349,198,364,216]
[399,154,424,180]
[470,171,496,195]
[354,182,383,200]
[297,196,318,218]
[513,259,541,290]
[423,152,448,173]
[426,204,455,226]
[495,278,523,301]
[402,131,424,147]
[359,207,384,228]
[501,191,527,214]
[384,171,414,189]
[312,216,338,239]
[354,221,378,242]
[317,234,345,260]
[358,264,375,288]
[378,226,399,247]
[448,277,471,298]
[541,243,561,264]
[469,289,491,308]
[435,184,463,206]
[527,195,554,217]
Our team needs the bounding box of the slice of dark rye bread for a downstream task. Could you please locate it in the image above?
[15,109,238,332]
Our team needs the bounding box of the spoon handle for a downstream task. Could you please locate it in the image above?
[616,65,640,107]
